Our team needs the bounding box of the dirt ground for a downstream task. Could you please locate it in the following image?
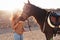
[0,27,60,40]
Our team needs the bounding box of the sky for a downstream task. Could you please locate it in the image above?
[0,0,60,11]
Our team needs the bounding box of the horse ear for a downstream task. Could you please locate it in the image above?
[28,0,30,4]
[24,0,30,4]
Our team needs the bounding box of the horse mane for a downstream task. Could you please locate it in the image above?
[23,1,47,16]
[24,1,46,12]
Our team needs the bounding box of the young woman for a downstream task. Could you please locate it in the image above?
[11,13,24,40]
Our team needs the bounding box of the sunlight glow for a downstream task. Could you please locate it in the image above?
[0,0,28,11]
[0,0,60,11]
[30,0,60,9]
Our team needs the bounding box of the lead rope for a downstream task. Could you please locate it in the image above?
[27,19,31,31]
[27,18,33,36]
[27,19,34,39]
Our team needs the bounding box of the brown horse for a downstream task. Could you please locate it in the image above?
[15,1,54,40]
[14,0,60,40]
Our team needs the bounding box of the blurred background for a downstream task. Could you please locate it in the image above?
[0,0,60,40]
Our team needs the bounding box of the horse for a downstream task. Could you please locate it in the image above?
[13,1,60,40]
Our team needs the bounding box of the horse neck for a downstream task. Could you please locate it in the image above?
[32,10,47,31]
[34,10,47,23]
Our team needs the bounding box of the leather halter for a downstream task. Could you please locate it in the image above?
[47,12,60,28]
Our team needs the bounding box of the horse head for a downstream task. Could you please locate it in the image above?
[18,0,48,31]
